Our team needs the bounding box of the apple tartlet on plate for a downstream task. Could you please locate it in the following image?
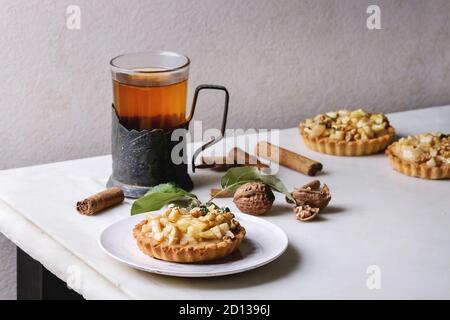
[385,132,450,179]
[299,109,395,156]
[133,205,246,263]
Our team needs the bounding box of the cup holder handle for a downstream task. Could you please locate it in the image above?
[188,84,229,173]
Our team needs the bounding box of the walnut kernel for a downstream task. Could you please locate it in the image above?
[294,205,320,221]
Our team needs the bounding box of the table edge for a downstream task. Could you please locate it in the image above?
[0,198,131,300]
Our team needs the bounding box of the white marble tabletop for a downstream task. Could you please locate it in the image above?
[0,106,449,299]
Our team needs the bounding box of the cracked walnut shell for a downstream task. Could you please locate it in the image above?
[294,205,320,221]
[233,182,275,215]
[289,180,331,209]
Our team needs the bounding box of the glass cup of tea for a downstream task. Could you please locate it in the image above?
[108,51,229,197]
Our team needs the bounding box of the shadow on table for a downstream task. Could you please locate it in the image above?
[321,205,345,214]
[263,203,292,217]
[144,244,301,289]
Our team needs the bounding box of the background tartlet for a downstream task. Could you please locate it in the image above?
[385,133,450,179]
[299,109,395,156]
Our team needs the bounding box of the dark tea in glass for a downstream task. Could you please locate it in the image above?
[111,52,190,131]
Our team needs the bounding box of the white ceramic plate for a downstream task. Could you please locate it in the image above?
[99,212,288,277]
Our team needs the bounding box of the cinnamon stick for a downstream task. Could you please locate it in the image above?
[76,187,124,215]
[255,141,322,176]
[198,156,237,171]
[228,147,269,169]
[201,156,229,166]
[210,188,235,198]
[198,148,268,171]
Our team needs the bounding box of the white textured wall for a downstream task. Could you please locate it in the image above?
[1,0,449,299]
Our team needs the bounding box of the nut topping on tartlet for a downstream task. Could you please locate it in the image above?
[302,109,391,141]
[385,132,450,179]
[389,133,450,167]
[133,204,246,263]
[141,205,240,245]
[299,108,395,156]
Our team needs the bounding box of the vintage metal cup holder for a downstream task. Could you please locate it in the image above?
[107,84,229,198]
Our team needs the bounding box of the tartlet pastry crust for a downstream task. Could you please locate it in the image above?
[385,133,450,179]
[133,220,246,263]
[300,126,395,156]
[385,149,450,179]
[299,109,395,156]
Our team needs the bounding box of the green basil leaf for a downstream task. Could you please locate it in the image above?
[220,167,262,189]
[144,182,190,196]
[171,196,201,209]
[259,175,295,202]
[131,183,199,215]
[220,166,294,202]
[131,191,186,215]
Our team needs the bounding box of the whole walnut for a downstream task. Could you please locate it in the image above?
[233,182,275,215]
